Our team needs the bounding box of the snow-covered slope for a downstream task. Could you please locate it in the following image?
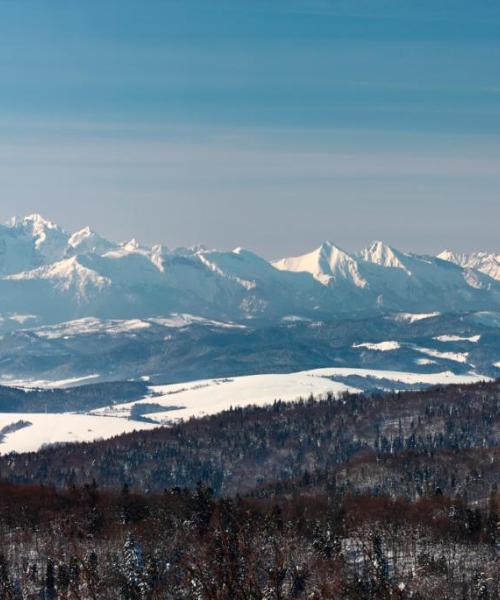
[0,366,487,455]
[274,242,368,288]
[274,240,500,313]
[0,413,156,454]
[94,367,487,423]
[67,226,117,256]
[0,214,499,327]
[0,214,69,276]
[438,250,500,281]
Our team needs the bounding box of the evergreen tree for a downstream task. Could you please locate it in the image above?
[121,533,145,600]
[0,553,15,600]
[44,559,55,600]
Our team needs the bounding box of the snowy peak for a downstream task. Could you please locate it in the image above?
[7,213,69,264]
[67,226,116,256]
[438,250,500,281]
[6,256,110,299]
[274,242,368,288]
[8,213,58,231]
[359,241,410,273]
[0,214,499,324]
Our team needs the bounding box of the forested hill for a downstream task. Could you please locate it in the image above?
[0,381,147,413]
[1,379,498,501]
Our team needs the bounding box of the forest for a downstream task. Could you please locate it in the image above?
[0,382,147,413]
[0,380,498,598]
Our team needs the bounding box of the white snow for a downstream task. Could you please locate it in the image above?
[415,358,437,365]
[67,226,116,256]
[32,318,151,339]
[392,312,441,323]
[438,250,500,281]
[93,372,361,422]
[413,347,469,363]
[6,257,111,299]
[7,314,37,324]
[0,413,155,454]
[0,374,100,389]
[0,366,489,454]
[149,314,246,329]
[1,214,498,324]
[359,241,411,274]
[22,315,244,340]
[281,315,312,323]
[494,361,500,368]
[353,341,401,351]
[433,334,481,343]
[93,367,488,424]
[273,242,368,288]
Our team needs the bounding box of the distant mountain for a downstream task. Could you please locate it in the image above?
[0,214,499,328]
[0,214,68,276]
[0,216,498,325]
[438,249,500,281]
[0,214,498,385]
[273,240,499,314]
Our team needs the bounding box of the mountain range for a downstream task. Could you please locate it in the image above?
[0,214,499,328]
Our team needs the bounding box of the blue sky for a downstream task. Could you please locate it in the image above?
[0,0,499,256]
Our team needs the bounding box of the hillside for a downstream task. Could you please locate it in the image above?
[2,379,497,499]
[0,379,497,599]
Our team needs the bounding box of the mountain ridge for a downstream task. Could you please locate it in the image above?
[0,214,499,327]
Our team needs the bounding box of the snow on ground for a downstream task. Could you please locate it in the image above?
[0,374,100,389]
[0,413,156,454]
[93,373,361,422]
[392,312,441,323]
[32,318,151,339]
[415,358,437,365]
[0,367,489,455]
[7,314,38,325]
[413,347,469,363]
[281,315,312,323]
[353,341,401,351]
[148,314,245,329]
[433,334,481,343]
[307,367,484,385]
[93,367,488,424]
[18,314,245,340]
[494,361,500,368]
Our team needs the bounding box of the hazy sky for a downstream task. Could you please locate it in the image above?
[0,0,499,257]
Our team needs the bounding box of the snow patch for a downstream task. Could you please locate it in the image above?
[393,312,441,323]
[93,367,488,424]
[8,314,37,324]
[149,314,246,329]
[0,413,155,454]
[31,318,151,339]
[414,347,469,363]
[0,374,100,389]
[415,358,437,365]
[353,341,401,351]
[433,334,481,343]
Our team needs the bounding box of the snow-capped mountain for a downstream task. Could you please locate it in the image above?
[273,240,499,313]
[0,215,499,327]
[0,214,69,276]
[438,250,500,281]
[67,226,117,256]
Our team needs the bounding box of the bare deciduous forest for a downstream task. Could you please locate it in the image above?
[0,380,498,599]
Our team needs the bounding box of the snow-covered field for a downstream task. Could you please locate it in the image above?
[93,367,487,424]
[0,367,490,455]
[353,341,401,351]
[0,374,100,389]
[433,334,481,343]
[0,413,156,454]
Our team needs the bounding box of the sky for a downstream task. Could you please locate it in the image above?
[0,0,499,258]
